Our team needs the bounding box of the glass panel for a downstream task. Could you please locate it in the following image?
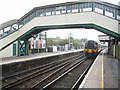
[0,30,3,37]
[36,9,41,16]
[46,8,52,16]
[118,9,120,20]
[30,12,35,20]
[51,8,55,15]
[72,4,78,13]
[80,3,83,12]
[56,6,61,15]
[61,6,66,14]
[12,24,18,31]
[82,2,92,12]
[56,6,66,15]
[24,16,30,24]
[94,3,103,14]
[18,20,23,28]
[4,27,10,35]
[105,5,114,18]
[40,9,44,16]
[67,5,72,13]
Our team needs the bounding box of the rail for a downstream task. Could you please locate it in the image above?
[2,53,84,89]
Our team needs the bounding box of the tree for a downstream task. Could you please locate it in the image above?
[73,40,80,49]
[47,38,53,46]
[81,38,87,43]
[56,36,61,39]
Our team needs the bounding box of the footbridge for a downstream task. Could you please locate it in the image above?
[0,0,120,58]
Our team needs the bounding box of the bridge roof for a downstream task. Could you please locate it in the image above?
[19,0,120,21]
[0,19,17,30]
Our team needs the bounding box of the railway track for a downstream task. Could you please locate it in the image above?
[2,53,84,89]
[41,59,93,89]
[30,56,86,89]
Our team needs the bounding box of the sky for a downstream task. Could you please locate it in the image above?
[0,0,119,41]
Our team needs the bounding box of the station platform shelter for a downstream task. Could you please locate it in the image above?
[98,35,120,60]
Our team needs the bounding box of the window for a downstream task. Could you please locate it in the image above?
[67,5,72,13]
[72,4,78,13]
[51,8,55,15]
[36,9,41,16]
[82,2,92,12]
[46,8,52,16]
[56,6,66,14]
[94,42,97,49]
[56,6,61,14]
[39,9,44,16]
[94,3,103,14]
[105,5,115,17]
[4,27,11,35]
[0,30,4,37]
[61,6,66,14]
[12,24,18,31]
[30,12,35,20]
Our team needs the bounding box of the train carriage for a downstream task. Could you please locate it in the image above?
[84,40,99,59]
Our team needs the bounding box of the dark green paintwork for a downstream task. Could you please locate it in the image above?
[1,23,120,52]
[13,44,16,56]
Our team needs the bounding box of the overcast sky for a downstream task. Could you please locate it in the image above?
[0,0,119,41]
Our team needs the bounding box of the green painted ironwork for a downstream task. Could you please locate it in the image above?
[3,29,4,37]
[78,4,80,13]
[115,8,117,20]
[54,7,56,15]
[44,8,46,16]
[103,5,105,15]
[66,5,68,14]
[18,39,28,56]
[17,20,19,29]
[35,9,37,17]
[18,40,20,56]
[1,1,120,40]
[92,2,94,11]
[70,5,72,13]
[23,19,25,25]
[1,24,120,52]
[13,44,16,56]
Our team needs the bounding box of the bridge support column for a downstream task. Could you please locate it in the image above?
[108,40,110,54]
[18,39,29,56]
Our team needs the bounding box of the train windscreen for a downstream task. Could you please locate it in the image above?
[85,41,97,49]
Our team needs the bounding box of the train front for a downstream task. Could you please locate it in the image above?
[84,40,98,59]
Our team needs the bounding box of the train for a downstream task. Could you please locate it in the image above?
[84,40,99,59]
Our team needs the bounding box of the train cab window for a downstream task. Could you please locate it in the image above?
[94,42,97,49]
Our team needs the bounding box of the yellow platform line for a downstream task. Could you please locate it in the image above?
[101,55,104,90]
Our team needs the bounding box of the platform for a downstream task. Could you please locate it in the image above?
[79,49,119,89]
[0,49,83,65]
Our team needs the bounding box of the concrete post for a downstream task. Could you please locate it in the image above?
[115,39,118,59]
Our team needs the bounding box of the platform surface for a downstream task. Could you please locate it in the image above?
[0,49,83,65]
[79,49,119,89]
